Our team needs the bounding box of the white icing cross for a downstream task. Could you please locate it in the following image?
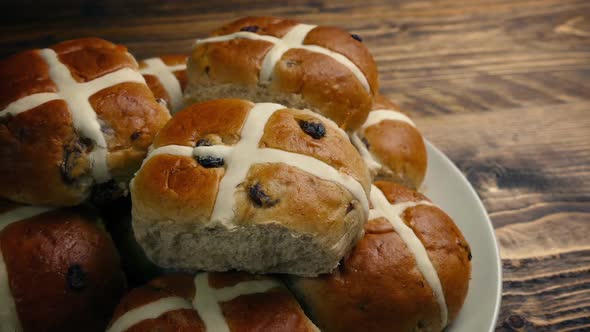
[142,102,369,225]
[195,24,371,93]
[350,133,381,172]
[0,48,147,183]
[106,273,281,332]
[106,296,193,332]
[369,185,448,327]
[193,273,280,332]
[140,58,186,112]
[350,108,417,174]
[0,206,54,332]
[361,109,415,130]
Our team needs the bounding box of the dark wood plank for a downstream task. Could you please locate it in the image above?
[416,102,590,331]
[1,0,589,330]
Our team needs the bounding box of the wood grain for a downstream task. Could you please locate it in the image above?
[1,0,589,330]
[416,102,590,331]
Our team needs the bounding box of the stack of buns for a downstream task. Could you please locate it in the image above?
[0,38,170,206]
[0,16,470,331]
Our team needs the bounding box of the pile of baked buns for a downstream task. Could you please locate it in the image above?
[0,16,471,332]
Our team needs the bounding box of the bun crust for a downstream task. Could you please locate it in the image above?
[139,55,187,112]
[187,16,379,129]
[352,95,427,189]
[0,201,126,332]
[107,272,318,332]
[131,99,370,276]
[288,181,471,332]
[0,38,170,206]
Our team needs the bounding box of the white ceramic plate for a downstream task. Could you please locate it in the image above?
[421,141,502,332]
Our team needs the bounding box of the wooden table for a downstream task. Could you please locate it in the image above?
[1,0,589,330]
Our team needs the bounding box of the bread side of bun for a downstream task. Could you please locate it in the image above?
[130,99,370,276]
[186,16,379,130]
[132,205,363,276]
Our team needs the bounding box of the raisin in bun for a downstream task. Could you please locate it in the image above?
[351,95,427,189]
[0,200,126,332]
[0,38,171,206]
[130,98,370,276]
[186,16,379,130]
[287,181,471,332]
[139,55,187,113]
[107,272,319,332]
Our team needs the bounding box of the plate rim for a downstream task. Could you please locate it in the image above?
[424,140,503,332]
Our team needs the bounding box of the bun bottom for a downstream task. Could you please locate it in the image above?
[133,216,364,277]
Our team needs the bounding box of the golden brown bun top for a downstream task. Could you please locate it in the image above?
[144,54,187,67]
[139,55,187,77]
[373,180,428,204]
[1,38,132,108]
[0,200,126,332]
[153,98,251,148]
[153,99,367,185]
[357,95,427,189]
[212,16,378,92]
[189,16,379,130]
[0,38,170,206]
[134,99,370,231]
[109,273,317,331]
[291,181,471,332]
[0,50,54,109]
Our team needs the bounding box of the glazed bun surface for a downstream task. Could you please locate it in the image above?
[0,201,126,332]
[186,16,379,130]
[288,181,471,332]
[130,98,370,276]
[351,95,427,189]
[0,38,171,206]
[139,55,188,113]
[107,272,318,332]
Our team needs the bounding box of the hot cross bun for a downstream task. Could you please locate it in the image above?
[0,200,126,332]
[351,95,427,189]
[0,38,171,206]
[130,98,371,276]
[186,16,379,130]
[287,181,471,332]
[139,55,188,113]
[106,272,318,332]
